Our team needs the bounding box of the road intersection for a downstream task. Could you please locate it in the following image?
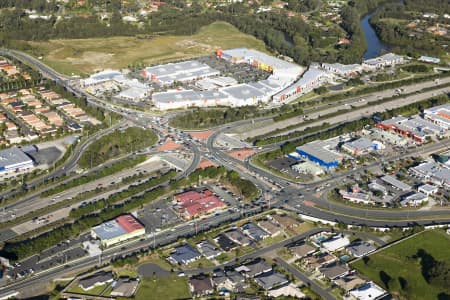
[0,49,449,296]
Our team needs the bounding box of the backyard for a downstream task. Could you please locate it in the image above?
[352,230,450,300]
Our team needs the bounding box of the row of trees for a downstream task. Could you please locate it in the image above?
[46,81,108,124]
[255,94,449,165]
[0,0,399,66]
[42,155,147,197]
[78,127,158,169]
[1,166,259,260]
[370,0,450,57]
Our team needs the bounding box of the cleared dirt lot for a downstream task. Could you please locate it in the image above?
[25,22,267,75]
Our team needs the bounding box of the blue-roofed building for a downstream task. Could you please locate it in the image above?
[0,147,34,173]
[168,244,201,265]
[418,56,441,64]
[90,214,146,248]
[91,220,128,247]
[296,140,343,169]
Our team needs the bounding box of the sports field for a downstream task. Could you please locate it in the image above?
[352,230,450,300]
[25,22,267,76]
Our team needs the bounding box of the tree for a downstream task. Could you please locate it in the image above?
[379,270,392,289]
[398,276,408,290]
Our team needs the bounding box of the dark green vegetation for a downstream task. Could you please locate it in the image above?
[401,64,432,73]
[169,105,299,129]
[1,169,177,260]
[79,127,158,169]
[47,82,112,126]
[170,106,265,129]
[42,155,147,197]
[352,230,450,300]
[0,166,258,260]
[1,0,403,67]
[286,0,320,13]
[370,0,450,57]
[0,56,41,92]
[273,73,449,122]
[253,90,450,146]
[256,94,449,166]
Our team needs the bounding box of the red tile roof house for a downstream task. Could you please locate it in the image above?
[174,190,227,220]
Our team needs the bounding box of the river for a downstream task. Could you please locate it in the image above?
[361,11,389,59]
[361,0,405,59]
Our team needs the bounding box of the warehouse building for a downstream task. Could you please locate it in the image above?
[296,140,343,169]
[341,138,383,156]
[143,60,220,86]
[320,62,362,77]
[424,103,450,130]
[377,116,444,143]
[380,175,411,191]
[117,86,151,102]
[91,214,146,248]
[273,67,328,103]
[362,53,404,70]
[82,70,122,87]
[221,83,268,105]
[0,147,34,174]
[196,76,238,90]
[152,90,230,110]
[411,162,450,187]
[292,160,325,176]
[218,48,303,79]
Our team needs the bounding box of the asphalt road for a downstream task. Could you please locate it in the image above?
[0,121,126,202]
[237,76,450,139]
[276,257,335,300]
[2,47,450,298]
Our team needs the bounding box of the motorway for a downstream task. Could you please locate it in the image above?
[235,76,450,140]
[1,48,450,298]
[0,120,127,202]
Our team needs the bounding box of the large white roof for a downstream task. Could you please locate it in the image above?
[222,48,302,71]
[0,147,33,170]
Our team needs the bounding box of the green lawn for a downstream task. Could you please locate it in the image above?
[352,230,450,300]
[25,21,267,76]
[134,277,191,300]
[67,283,110,296]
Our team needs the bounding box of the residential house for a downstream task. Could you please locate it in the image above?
[319,263,350,280]
[257,219,282,237]
[241,222,269,241]
[189,276,214,297]
[346,241,376,258]
[78,271,114,291]
[290,243,316,260]
[110,278,139,297]
[224,229,252,246]
[168,244,201,265]
[197,240,221,260]
[215,234,237,251]
[235,259,272,278]
[302,253,337,271]
[254,271,289,290]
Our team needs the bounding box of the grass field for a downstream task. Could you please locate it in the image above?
[25,21,267,76]
[135,277,191,300]
[67,282,110,296]
[352,230,450,300]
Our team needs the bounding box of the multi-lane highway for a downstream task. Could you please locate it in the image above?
[1,48,450,298]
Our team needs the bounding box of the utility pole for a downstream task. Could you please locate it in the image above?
[195,218,198,235]
[153,230,156,249]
